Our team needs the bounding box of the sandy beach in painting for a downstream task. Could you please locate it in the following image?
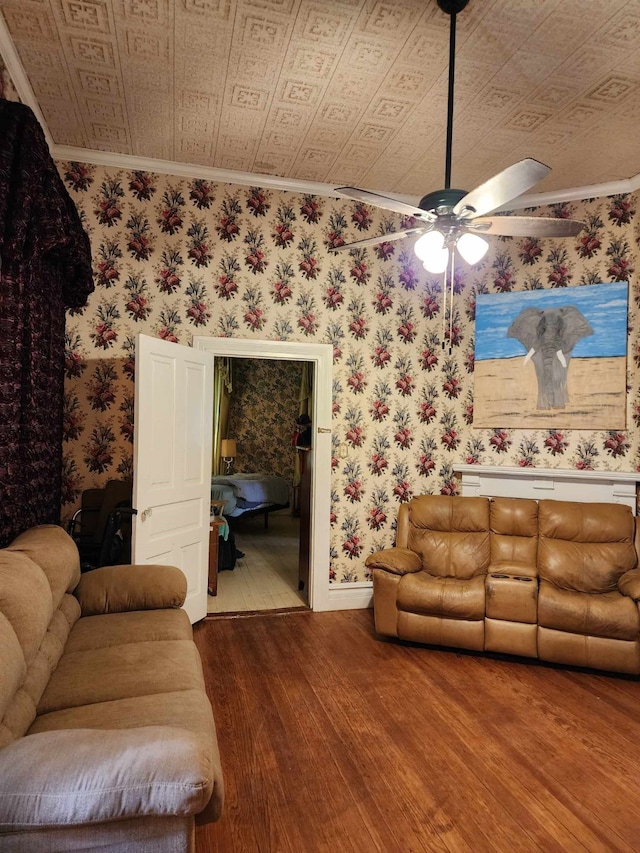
[473,355,627,428]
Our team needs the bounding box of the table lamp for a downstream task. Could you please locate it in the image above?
[220,439,236,474]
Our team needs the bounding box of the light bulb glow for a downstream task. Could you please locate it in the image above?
[414,230,449,273]
[414,230,444,261]
[456,232,489,265]
[422,250,449,274]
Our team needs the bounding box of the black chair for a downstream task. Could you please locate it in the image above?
[68,479,136,572]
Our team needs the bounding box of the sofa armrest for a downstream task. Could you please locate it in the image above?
[0,726,221,830]
[618,568,640,601]
[365,548,421,576]
[75,564,187,616]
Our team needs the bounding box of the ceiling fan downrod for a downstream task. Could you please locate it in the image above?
[437,0,470,190]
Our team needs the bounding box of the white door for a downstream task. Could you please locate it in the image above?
[133,334,214,623]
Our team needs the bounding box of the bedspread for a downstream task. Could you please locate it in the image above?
[211,474,290,507]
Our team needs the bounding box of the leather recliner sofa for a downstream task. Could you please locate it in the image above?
[366,495,640,674]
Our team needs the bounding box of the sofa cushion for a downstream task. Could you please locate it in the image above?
[491,497,539,538]
[1,596,81,745]
[29,688,216,739]
[0,616,27,738]
[406,496,490,580]
[397,572,485,620]
[538,501,636,593]
[490,497,538,569]
[538,579,640,641]
[37,637,204,716]
[6,526,80,609]
[0,552,54,668]
[65,609,192,654]
[27,689,225,825]
[0,531,81,746]
[0,726,216,829]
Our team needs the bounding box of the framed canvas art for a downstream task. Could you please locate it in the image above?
[473,282,628,428]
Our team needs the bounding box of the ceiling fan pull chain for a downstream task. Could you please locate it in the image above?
[448,251,455,355]
[441,267,447,351]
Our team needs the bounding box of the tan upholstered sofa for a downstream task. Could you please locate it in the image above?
[0,524,223,852]
[367,495,640,674]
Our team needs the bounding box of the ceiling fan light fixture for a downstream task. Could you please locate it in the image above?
[414,230,450,274]
[456,232,489,265]
[332,0,584,258]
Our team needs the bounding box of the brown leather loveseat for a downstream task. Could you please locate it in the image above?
[366,495,640,674]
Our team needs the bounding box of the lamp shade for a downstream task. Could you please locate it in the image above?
[414,230,449,274]
[220,439,236,458]
[456,232,489,265]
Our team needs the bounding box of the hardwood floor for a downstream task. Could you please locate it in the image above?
[195,609,640,852]
[207,511,306,614]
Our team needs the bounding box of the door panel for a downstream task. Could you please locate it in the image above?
[133,334,213,623]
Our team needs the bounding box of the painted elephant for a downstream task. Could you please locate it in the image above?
[507,306,593,409]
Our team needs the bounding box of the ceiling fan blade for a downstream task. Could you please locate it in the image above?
[466,215,584,238]
[452,159,551,218]
[335,187,437,223]
[328,226,430,253]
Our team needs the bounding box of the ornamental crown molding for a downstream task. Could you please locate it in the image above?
[50,145,640,207]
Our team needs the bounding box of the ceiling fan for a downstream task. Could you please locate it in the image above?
[330,0,584,273]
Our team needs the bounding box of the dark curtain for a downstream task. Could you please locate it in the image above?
[0,99,94,547]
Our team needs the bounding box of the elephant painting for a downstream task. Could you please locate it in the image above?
[507,306,594,409]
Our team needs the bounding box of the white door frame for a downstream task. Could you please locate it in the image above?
[194,336,332,611]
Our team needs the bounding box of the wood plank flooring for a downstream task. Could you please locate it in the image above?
[194,609,640,853]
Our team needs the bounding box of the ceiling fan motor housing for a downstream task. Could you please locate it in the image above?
[418,188,467,215]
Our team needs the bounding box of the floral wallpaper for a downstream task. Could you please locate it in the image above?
[227,357,303,480]
[59,160,640,584]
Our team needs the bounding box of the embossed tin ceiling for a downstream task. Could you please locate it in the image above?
[2,0,640,195]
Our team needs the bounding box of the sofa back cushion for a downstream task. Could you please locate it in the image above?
[406,496,490,579]
[538,500,636,593]
[6,525,80,609]
[490,497,538,570]
[0,552,53,668]
[0,526,81,746]
[0,615,27,732]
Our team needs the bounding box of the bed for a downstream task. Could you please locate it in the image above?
[211,473,290,527]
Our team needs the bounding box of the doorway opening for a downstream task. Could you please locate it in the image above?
[193,337,333,613]
[209,354,310,614]
[209,508,306,614]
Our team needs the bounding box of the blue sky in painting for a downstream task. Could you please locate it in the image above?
[474,282,628,361]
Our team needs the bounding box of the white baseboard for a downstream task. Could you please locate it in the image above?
[318,583,373,612]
